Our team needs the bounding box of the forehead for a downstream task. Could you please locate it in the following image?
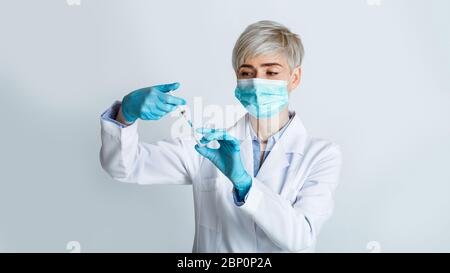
[240,52,288,68]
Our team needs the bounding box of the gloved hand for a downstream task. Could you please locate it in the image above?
[194,128,252,201]
[121,82,186,123]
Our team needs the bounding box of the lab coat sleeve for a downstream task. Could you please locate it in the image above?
[238,143,342,252]
[99,101,198,185]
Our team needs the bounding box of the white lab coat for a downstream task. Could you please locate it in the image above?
[100,110,342,253]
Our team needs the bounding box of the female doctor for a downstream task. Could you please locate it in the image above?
[100,21,342,252]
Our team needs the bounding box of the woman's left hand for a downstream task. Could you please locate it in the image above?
[194,128,252,198]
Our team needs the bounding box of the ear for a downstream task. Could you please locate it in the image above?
[288,67,302,92]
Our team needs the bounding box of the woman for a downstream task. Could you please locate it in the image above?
[100,20,342,252]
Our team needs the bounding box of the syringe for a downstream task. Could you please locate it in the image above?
[169,91,204,146]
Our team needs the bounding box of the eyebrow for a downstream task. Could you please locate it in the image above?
[239,63,283,69]
[261,62,283,67]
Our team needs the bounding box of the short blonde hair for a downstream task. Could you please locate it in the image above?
[232,20,304,72]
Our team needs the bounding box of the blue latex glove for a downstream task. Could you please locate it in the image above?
[194,128,252,201]
[121,82,186,123]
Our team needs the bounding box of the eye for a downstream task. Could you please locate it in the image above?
[239,71,254,77]
[267,71,279,76]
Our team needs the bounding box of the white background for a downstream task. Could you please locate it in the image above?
[0,0,449,252]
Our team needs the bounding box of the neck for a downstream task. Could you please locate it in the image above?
[249,107,289,142]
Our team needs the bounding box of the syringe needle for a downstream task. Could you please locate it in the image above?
[169,91,204,146]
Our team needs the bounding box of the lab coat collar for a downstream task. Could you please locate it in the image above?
[229,111,308,154]
[277,111,309,155]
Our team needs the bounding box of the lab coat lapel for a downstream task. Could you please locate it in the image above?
[255,140,289,181]
[255,112,307,182]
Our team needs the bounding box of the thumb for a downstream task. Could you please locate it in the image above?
[194,144,215,161]
[152,82,180,93]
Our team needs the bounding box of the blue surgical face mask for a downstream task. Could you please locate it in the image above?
[234,78,289,118]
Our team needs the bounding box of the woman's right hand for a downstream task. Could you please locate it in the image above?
[117,82,186,124]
